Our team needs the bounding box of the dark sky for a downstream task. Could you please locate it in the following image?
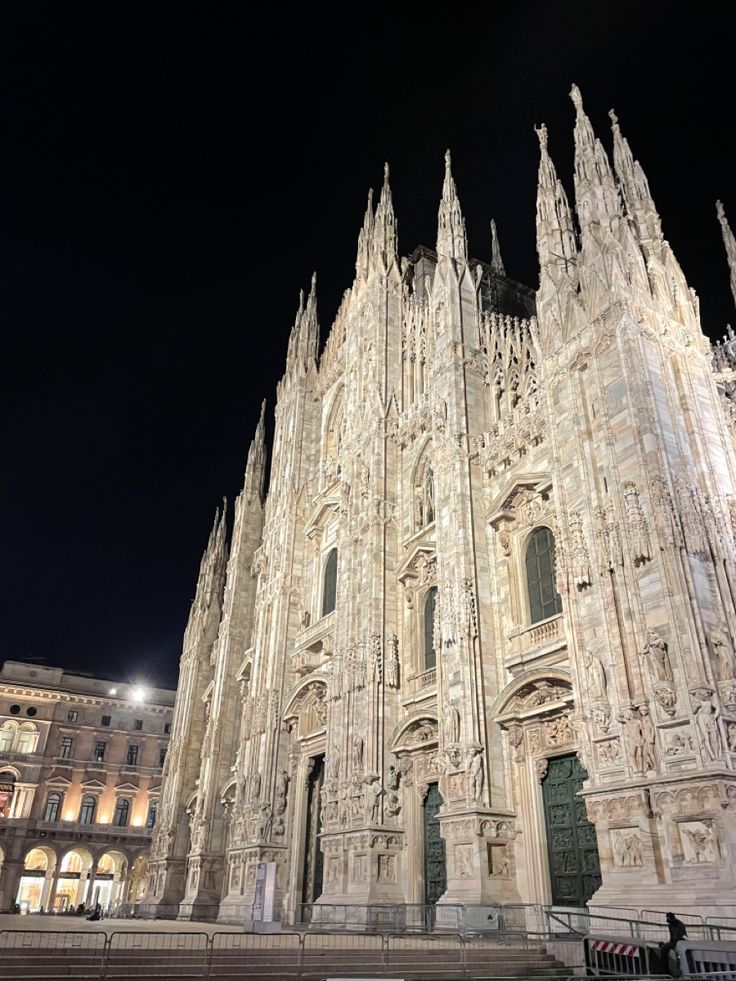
[2,3,735,690]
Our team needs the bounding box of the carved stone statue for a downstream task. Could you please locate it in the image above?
[638,704,657,772]
[250,773,261,800]
[584,650,608,702]
[386,764,400,791]
[640,629,674,684]
[385,633,400,689]
[365,772,383,824]
[352,734,364,773]
[443,701,461,744]
[618,707,644,773]
[691,688,722,762]
[710,629,736,681]
[468,748,485,803]
[257,802,272,840]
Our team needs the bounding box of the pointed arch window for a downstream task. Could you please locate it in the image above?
[43,792,62,822]
[322,548,338,617]
[79,795,97,825]
[114,797,130,827]
[525,526,563,625]
[423,587,438,670]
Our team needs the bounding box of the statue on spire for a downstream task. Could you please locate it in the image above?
[717,200,736,311]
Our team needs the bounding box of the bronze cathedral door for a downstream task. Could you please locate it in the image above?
[542,754,601,906]
[302,754,324,904]
[423,783,447,906]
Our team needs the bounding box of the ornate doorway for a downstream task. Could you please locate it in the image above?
[301,754,324,904]
[542,754,601,906]
[423,783,446,905]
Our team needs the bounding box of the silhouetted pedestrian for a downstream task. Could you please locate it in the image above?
[659,912,687,976]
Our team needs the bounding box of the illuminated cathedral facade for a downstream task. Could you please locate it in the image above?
[141,86,736,922]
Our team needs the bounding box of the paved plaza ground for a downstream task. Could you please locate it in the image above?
[0,912,244,934]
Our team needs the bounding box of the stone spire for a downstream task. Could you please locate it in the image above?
[570,84,621,240]
[717,200,736,310]
[355,188,374,281]
[436,149,467,262]
[371,163,397,268]
[490,218,505,276]
[193,503,228,617]
[286,274,319,372]
[534,123,577,281]
[609,108,663,249]
[243,399,267,505]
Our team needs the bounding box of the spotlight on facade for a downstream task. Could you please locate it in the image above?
[108,688,117,696]
[131,686,146,703]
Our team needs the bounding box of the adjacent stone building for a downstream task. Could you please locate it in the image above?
[0,660,174,913]
[143,86,736,922]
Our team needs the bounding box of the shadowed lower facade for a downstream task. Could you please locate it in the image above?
[141,86,736,923]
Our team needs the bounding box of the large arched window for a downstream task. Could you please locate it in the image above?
[79,795,96,825]
[43,792,62,822]
[113,797,130,827]
[15,723,38,754]
[321,548,338,617]
[525,526,563,625]
[423,587,438,670]
[0,723,17,754]
[146,800,158,829]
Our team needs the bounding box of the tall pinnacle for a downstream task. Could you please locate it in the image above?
[718,201,736,311]
[355,187,374,280]
[371,163,397,267]
[570,83,621,237]
[490,219,505,276]
[609,108,662,248]
[534,123,577,279]
[286,275,319,373]
[436,149,467,262]
[244,399,267,505]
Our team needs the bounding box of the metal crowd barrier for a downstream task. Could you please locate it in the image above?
[0,928,542,980]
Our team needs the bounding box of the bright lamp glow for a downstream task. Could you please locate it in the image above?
[132,686,147,703]
[109,688,117,696]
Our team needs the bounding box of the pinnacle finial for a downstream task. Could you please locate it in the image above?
[445,148,452,173]
[608,108,619,129]
[717,200,727,223]
[570,83,583,111]
[310,271,317,291]
[383,162,390,184]
[490,219,505,276]
[535,124,548,151]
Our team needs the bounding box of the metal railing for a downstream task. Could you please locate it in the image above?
[0,928,552,980]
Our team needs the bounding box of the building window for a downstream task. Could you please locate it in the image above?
[146,801,158,829]
[43,792,62,822]
[93,741,106,762]
[26,707,37,717]
[60,737,73,759]
[113,798,130,827]
[126,745,139,766]
[0,772,16,817]
[423,586,438,670]
[101,715,111,727]
[321,548,338,617]
[9,705,20,716]
[159,747,166,767]
[0,723,16,753]
[79,795,96,824]
[133,719,143,731]
[67,710,78,722]
[15,723,38,754]
[164,723,172,735]
[525,526,563,625]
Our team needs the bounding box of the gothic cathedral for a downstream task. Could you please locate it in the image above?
[141,86,736,922]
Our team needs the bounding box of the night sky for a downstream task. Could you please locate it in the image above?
[3,4,735,690]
